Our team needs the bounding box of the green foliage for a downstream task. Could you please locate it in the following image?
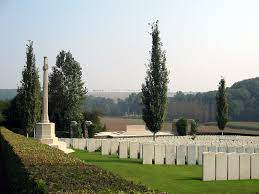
[82,93,142,117]
[216,78,228,131]
[141,21,169,139]
[190,120,198,135]
[15,41,41,135]
[176,118,188,136]
[49,50,87,134]
[82,110,105,138]
[0,100,10,125]
[0,127,148,193]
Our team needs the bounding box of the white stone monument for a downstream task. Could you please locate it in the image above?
[35,57,73,154]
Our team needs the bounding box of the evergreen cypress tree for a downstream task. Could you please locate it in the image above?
[216,78,228,135]
[17,41,41,135]
[49,50,87,136]
[141,21,169,140]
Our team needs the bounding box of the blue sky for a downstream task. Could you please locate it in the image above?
[1,0,259,92]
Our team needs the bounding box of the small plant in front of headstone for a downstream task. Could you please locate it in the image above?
[176,118,188,136]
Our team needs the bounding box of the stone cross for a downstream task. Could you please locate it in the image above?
[41,56,49,123]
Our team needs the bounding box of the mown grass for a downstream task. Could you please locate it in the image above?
[73,150,259,194]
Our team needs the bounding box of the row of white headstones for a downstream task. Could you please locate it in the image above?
[203,151,259,181]
[59,135,259,181]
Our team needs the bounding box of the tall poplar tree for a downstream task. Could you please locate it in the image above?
[16,41,41,135]
[49,50,87,135]
[216,78,228,135]
[141,21,169,140]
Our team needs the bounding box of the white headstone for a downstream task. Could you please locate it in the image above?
[215,152,227,180]
[187,145,197,165]
[119,141,128,159]
[139,143,143,159]
[245,147,254,154]
[110,140,119,155]
[198,145,208,165]
[202,152,216,181]
[227,153,239,180]
[251,153,259,179]
[142,143,154,164]
[218,146,227,153]
[129,142,139,159]
[101,139,110,155]
[227,146,236,153]
[236,146,245,153]
[165,144,176,165]
[87,138,96,152]
[176,145,186,165]
[239,153,251,180]
[154,144,165,164]
[208,146,217,152]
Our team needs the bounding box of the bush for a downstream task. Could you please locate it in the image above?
[0,127,149,193]
[190,120,198,135]
[176,118,188,136]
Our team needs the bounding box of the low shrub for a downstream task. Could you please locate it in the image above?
[190,120,198,135]
[0,127,149,193]
[176,118,188,136]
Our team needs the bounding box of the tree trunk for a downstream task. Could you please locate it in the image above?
[153,132,156,141]
[221,131,223,136]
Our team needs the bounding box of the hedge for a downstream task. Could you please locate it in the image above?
[0,127,149,193]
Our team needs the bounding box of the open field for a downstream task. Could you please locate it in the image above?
[101,117,259,135]
[73,150,259,194]
[205,121,259,131]
[100,116,172,132]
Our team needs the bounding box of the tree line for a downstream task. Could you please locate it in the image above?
[82,76,259,123]
[1,41,104,137]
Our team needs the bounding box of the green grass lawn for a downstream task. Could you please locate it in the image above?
[72,150,259,194]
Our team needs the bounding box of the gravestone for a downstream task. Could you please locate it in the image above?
[101,139,110,155]
[130,142,139,159]
[227,146,236,153]
[202,152,216,181]
[227,153,239,180]
[87,138,96,152]
[187,145,197,165]
[251,153,259,179]
[237,146,245,153]
[110,140,119,155]
[176,145,186,165]
[143,143,154,164]
[198,145,208,165]
[154,144,164,164]
[165,144,176,165]
[245,147,254,154]
[239,153,251,180]
[119,141,128,159]
[218,146,227,153]
[208,146,217,152]
[215,152,227,180]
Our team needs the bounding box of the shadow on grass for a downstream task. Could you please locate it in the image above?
[174,177,202,181]
[86,158,143,164]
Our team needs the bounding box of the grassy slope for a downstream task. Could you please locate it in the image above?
[73,150,259,194]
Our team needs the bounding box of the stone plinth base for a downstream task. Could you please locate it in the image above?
[36,122,55,139]
[35,122,74,154]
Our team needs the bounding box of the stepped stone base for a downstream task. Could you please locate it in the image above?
[36,122,74,154]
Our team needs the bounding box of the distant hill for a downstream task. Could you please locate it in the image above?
[0,89,17,100]
[0,89,177,101]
